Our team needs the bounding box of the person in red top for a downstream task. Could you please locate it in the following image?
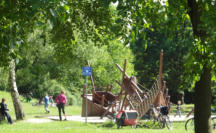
[56,90,67,121]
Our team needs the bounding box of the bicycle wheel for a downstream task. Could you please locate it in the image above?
[164,116,172,130]
[211,116,216,130]
[157,115,165,129]
[185,117,194,131]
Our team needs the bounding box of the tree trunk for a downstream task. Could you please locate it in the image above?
[194,64,212,133]
[181,92,185,105]
[187,1,211,133]
[9,59,25,120]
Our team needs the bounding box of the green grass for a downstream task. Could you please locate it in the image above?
[1,120,190,133]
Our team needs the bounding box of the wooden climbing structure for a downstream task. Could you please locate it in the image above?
[81,61,118,117]
[81,50,171,118]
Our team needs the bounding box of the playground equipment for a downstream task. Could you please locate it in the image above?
[81,61,117,117]
[81,50,171,118]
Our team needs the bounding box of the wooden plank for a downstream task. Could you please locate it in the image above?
[101,104,114,119]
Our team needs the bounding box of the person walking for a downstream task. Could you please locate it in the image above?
[0,98,13,124]
[56,90,67,121]
[174,100,182,117]
[43,94,50,113]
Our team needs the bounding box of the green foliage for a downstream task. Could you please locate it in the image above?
[0,23,135,100]
[52,28,135,93]
[0,67,9,91]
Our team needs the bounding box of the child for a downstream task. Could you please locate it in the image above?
[174,100,181,117]
[43,94,50,113]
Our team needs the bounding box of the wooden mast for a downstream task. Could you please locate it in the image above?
[159,50,163,91]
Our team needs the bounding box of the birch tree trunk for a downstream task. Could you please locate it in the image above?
[9,59,25,120]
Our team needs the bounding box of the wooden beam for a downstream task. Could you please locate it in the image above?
[126,97,135,110]
[121,94,128,110]
[101,95,105,107]
[100,104,114,119]
[131,81,143,94]
[159,50,163,91]
[122,59,127,80]
[116,64,130,78]
[116,64,143,94]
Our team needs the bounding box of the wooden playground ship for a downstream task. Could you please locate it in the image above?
[81,50,171,118]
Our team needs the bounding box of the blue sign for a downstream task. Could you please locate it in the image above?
[82,67,92,76]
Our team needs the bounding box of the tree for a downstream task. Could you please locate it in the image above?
[0,0,60,120]
[113,0,216,132]
[9,58,25,119]
[186,1,213,133]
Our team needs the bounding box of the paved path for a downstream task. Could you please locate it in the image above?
[24,118,53,123]
[24,114,194,124]
[46,115,109,123]
[45,115,192,123]
[169,115,193,122]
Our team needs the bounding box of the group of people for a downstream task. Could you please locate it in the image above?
[43,90,67,121]
[0,90,67,124]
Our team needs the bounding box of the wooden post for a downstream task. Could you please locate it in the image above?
[121,94,127,110]
[159,50,163,91]
[101,95,105,107]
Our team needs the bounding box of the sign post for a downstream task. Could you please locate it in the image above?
[82,67,92,123]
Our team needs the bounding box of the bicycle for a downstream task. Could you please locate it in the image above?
[185,108,216,131]
[185,116,216,131]
[151,105,172,129]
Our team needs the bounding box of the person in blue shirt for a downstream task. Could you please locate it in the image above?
[43,94,50,113]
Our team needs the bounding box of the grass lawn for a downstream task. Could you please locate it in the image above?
[0,90,214,133]
[1,120,189,133]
